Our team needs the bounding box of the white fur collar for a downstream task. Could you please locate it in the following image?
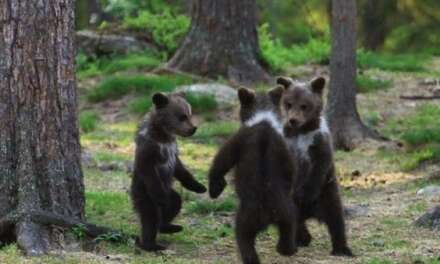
[286,117,329,160]
[244,110,283,135]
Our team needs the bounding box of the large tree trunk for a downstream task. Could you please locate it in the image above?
[325,0,382,150]
[0,0,85,255]
[167,0,270,84]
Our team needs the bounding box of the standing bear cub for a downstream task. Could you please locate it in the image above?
[209,87,298,264]
[277,76,353,256]
[131,92,206,251]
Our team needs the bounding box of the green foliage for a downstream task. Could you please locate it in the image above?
[94,232,129,244]
[397,105,440,146]
[87,74,191,102]
[71,223,87,240]
[357,51,428,72]
[76,53,161,80]
[124,10,190,55]
[79,111,100,133]
[356,75,392,93]
[259,23,330,72]
[128,96,153,114]
[185,93,218,113]
[103,53,161,74]
[384,104,440,170]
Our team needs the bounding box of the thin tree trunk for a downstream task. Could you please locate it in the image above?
[167,0,270,84]
[325,0,383,150]
[0,0,84,255]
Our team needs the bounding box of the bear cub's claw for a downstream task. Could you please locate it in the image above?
[331,246,354,257]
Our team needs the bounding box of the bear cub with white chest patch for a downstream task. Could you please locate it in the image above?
[209,87,298,264]
[277,76,353,256]
[131,92,206,251]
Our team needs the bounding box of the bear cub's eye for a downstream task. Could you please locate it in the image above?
[285,102,292,110]
[300,104,308,111]
[179,115,188,122]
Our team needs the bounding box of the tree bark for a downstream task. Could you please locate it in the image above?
[166,0,270,84]
[0,0,85,255]
[325,0,383,150]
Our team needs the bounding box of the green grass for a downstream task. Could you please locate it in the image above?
[76,52,162,80]
[128,96,153,114]
[193,121,239,143]
[185,196,236,215]
[356,75,392,93]
[358,51,428,72]
[85,191,137,234]
[79,110,100,133]
[185,92,218,113]
[87,74,192,102]
[382,104,440,170]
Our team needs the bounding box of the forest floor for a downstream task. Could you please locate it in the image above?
[1,58,440,263]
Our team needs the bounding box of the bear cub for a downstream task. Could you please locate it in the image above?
[209,87,298,264]
[131,92,206,251]
[277,76,353,256]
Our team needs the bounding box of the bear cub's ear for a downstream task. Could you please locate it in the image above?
[268,85,284,105]
[310,77,326,95]
[276,76,292,90]
[238,87,256,106]
[152,92,169,108]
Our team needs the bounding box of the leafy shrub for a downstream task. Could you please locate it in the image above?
[76,53,161,80]
[124,10,190,55]
[87,75,191,102]
[79,111,100,133]
[185,93,218,113]
[259,23,330,72]
[356,75,392,93]
[357,50,428,72]
[102,53,161,74]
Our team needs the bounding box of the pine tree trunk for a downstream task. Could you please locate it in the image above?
[0,0,85,255]
[325,0,383,150]
[167,0,270,84]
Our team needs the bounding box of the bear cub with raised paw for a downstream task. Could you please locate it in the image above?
[131,92,206,251]
[208,87,299,264]
[277,76,354,257]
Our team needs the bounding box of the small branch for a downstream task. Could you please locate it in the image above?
[400,95,440,100]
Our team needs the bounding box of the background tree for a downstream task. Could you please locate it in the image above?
[358,0,397,51]
[0,0,85,255]
[325,0,382,150]
[167,0,269,84]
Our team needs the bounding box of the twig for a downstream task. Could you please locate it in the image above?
[400,95,440,100]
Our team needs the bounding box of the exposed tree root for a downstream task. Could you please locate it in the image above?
[0,210,134,255]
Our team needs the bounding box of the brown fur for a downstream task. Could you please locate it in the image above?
[131,92,206,251]
[208,87,298,264]
[277,76,354,257]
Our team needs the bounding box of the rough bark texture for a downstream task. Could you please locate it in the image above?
[167,0,270,84]
[0,0,85,255]
[325,0,382,150]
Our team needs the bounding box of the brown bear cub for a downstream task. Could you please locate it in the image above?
[277,76,353,256]
[131,92,206,251]
[208,87,298,264]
